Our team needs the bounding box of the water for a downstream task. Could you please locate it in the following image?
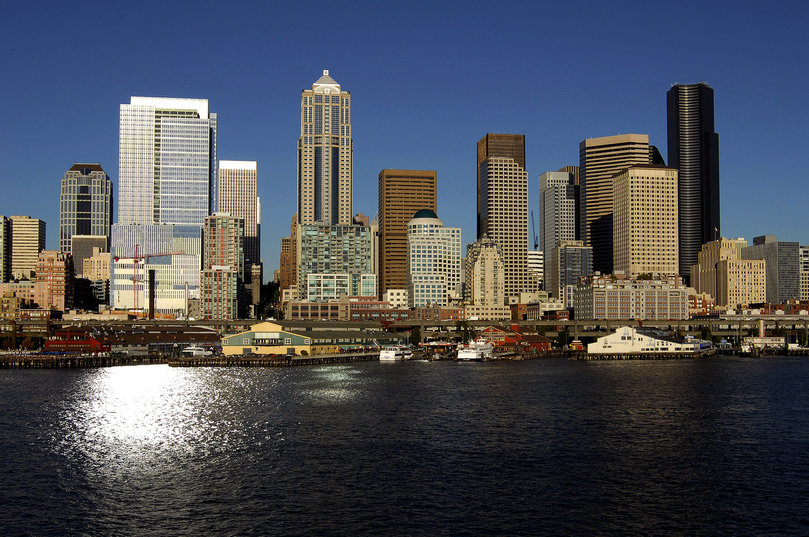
[2,357,809,536]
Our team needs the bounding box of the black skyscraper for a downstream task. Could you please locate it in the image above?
[667,82,720,280]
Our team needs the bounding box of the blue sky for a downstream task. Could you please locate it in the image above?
[2,1,808,277]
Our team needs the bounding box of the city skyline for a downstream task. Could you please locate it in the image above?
[2,3,808,277]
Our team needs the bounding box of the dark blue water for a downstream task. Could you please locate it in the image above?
[2,357,809,536]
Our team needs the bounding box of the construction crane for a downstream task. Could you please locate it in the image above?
[113,245,185,315]
[531,210,539,250]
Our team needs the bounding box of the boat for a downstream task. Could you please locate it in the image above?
[182,345,213,357]
[379,345,413,361]
[456,338,494,361]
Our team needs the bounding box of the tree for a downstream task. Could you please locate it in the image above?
[410,326,421,346]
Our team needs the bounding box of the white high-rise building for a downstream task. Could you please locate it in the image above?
[298,70,352,225]
[111,97,217,314]
[406,210,461,308]
[539,170,576,284]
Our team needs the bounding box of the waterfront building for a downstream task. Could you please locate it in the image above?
[201,213,244,320]
[574,273,689,320]
[296,223,374,301]
[588,326,700,354]
[477,133,533,298]
[690,238,765,308]
[579,134,656,274]
[378,169,437,298]
[0,216,9,282]
[667,83,720,277]
[111,96,217,314]
[298,70,352,226]
[741,235,800,304]
[71,236,107,278]
[59,163,113,254]
[464,235,511,320]
[406,210,461,308]
[547,240,593,308]
[539,169,577,280]
[33,250,73,312]
[9,215,46,280]
[612,166,679,278]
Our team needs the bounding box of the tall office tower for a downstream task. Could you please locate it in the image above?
[59,163,113,253]
[464,236,510,320]
[218,160,261,309]
[0,216,9,282]
[579,134,652,274]
[613,166,679,278]
[201,214,244,320]
[279,216,298,293]
[556,165,580,238]
[690,237,765,308]
[477,133,531,299]
[9,215,46,280]
[377,169,437,298]
[548,240,593,307]
[111,97,217,313]
[296,223,374,301]
[741,235,799,304]
[668,82,720,278]
[298,70,352,225]
[539,170,577,284]
[33,250,74,312]
[406,209,461,308]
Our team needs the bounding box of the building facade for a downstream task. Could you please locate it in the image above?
[9,215,46,280]
[33,250,73,311]
[539,169,577,278]
[477,134,532,298]
[579,134,655,274]
[0,216,9,282]
[406,210,461,308]
[59,163,113,254]
[547,240,593,308]
[612,166,679,278]
[71,235,108,278]
[111,97,217,313]
[298,70,352,225]
[574,273,689,320]
[690,238,765,308]
[377,169,437,298]
[741,235,799,304]
[464,236,510,320]
[201,213,244,320]
[218,160,259,263]
[667,82,720,277]
[296,223,373,301]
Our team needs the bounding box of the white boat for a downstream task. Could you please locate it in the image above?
[379,346,413,361]
[182,345,212,357]
[456,338,494,361]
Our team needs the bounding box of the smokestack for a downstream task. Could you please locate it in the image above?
[148,269,156,320]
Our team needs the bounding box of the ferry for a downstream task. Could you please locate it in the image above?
[379,346,413,361]
[456,338,494,361]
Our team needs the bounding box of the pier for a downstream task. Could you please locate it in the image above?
[0,354,167,368]
[167,351,380,367]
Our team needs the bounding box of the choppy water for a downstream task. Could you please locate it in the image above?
[2,357,809,536]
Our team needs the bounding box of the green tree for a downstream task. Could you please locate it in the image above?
[410,326,422,346]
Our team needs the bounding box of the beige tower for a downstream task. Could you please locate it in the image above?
[477,134,531,299]
[9,215,46,280]
[690,238,765,308]
[580,134,653,273]
[297,70,352,225]
[464,236,510,320]
[378,169,437,298]
[613,166,679,277]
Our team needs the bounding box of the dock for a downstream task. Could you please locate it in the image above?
[167,351,380,367]
[0,354,167,368]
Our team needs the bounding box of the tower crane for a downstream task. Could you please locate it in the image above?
[113,244,185,315]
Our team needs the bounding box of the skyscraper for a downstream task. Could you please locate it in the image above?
[378,169,437,298]
[477,133,531,299]
[111,97,217,313]
[667,82,720,278]
[9,215,46,280]
[406,209,461,308]
[201,213,244,320]
[539,170,577,284]
[298,70,352,225]
[59,163,113,253]
[612,166,679,277]
[579,134,654,274]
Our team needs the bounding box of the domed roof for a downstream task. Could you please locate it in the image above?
[412,209,438,219]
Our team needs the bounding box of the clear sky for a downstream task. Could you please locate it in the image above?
[2,1,808,277]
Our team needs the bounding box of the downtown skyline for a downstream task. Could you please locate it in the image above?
[2,2,808,277]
